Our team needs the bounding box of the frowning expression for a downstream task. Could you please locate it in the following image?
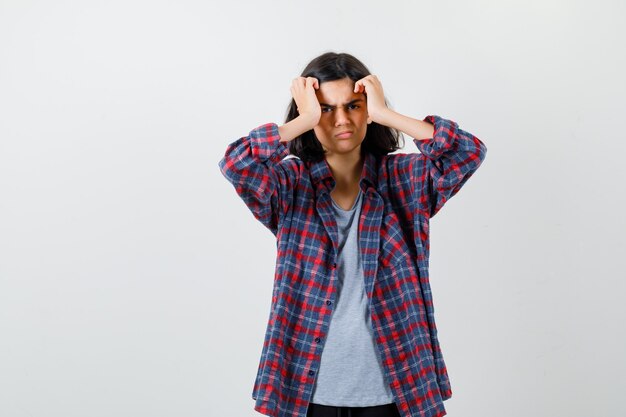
[313,77,371,157]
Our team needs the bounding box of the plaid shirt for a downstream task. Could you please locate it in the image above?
[218,115,487,417]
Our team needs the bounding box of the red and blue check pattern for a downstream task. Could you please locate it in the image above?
[218,115,487,417]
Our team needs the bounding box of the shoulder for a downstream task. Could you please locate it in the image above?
[375,152,428,204]
[272,154,306,183]
[378,151,425,174]
[278,154,303,171]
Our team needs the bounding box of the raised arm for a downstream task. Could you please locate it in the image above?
[410,114,487,218]
[353,75,487,218]
[218,76,325,234]
[217,123,294,236]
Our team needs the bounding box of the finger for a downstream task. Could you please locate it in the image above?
[306,77,317,89]
[359,78,374,93]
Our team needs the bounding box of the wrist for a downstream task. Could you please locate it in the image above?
[297,113,319,130]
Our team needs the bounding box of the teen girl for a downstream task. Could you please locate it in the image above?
[218,52,487,417]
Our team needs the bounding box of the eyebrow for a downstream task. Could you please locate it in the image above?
[319,99,363,108]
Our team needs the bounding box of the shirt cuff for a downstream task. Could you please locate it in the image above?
[249,122,290,163]
[413,115,459,160]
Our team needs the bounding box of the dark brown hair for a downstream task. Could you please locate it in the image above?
[286,52,403,162]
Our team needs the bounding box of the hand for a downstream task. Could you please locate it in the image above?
[290,76,321,128]
[354,75,389,124]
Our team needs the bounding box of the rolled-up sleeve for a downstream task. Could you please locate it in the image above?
[413,115,487,218]
[218,122,295,235]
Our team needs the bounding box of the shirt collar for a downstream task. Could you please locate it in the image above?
[307,151,379,193]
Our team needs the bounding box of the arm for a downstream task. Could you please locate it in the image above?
[353,76,486,217]
[416,114,487,218]
[217,122,294,236]
[218,77,321,235]
[277,114,318,143]
[380,110,487,218]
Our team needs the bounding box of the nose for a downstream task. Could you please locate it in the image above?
[334,107,350,126]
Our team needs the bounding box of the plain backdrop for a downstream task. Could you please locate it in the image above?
[1,1,625,416]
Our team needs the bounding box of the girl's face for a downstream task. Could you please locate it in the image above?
[313,77,371,158]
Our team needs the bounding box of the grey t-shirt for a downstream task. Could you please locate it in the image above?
[310,188,395,406]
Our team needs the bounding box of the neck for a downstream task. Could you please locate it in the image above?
[326,150,364,190]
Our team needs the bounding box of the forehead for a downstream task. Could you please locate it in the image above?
[315,78,360,105]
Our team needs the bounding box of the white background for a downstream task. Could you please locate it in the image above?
[1,1,625,416]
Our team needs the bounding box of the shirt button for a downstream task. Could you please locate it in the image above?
[332,263,337,268]
[326,300,332,305]
[315,337,321,343]
[308,370,315,376]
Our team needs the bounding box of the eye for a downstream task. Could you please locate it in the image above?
[321,107,332,113]
[348,104,360,110]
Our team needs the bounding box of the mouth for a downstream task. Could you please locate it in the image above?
[335,131,353,139]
